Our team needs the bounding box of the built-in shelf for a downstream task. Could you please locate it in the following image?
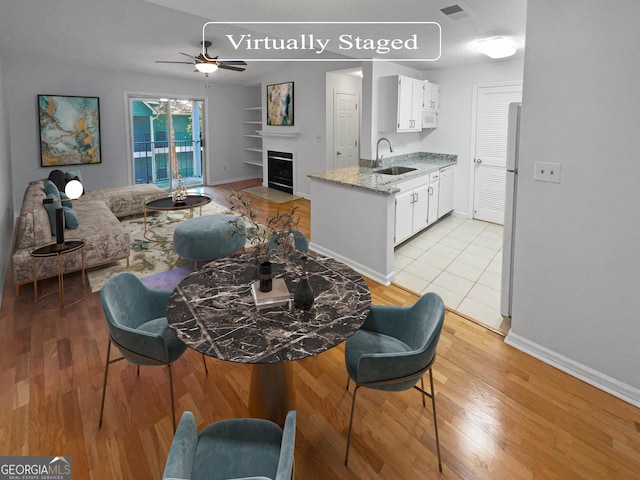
[244,103,264,174]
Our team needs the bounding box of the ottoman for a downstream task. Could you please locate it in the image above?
[173,214,246,267]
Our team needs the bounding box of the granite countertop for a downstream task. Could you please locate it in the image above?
[308,151,457,195]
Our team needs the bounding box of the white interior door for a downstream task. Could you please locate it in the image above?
[472,84,522,224]
[334,91,359,169]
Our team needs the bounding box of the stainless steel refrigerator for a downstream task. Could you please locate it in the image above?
[500,102,522,319]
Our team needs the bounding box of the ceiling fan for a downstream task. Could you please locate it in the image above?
[156,41,247,76]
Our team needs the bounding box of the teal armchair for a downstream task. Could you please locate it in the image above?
[99,272,206,432]
[344,292,445,471]
[163,410,296,480]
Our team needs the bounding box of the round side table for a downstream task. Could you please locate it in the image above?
[31,240,86,308]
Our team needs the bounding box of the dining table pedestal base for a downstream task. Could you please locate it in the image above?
[249,363,296,426]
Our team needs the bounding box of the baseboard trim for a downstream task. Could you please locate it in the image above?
[505,331,640,408]
[309,242,394,286]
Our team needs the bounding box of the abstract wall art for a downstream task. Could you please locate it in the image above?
[38,94,102,166]
[266,82,294,126]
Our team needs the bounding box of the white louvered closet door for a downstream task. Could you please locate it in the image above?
[472,85,522,224]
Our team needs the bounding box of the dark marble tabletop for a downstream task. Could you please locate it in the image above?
[166,251,371,364]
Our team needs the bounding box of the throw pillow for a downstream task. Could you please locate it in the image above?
[44,180,60,200]
[43,192,62,236]
[64,169,83,185]
[47,170,67,192]
[63,206,79,229]
[59,192,73,208]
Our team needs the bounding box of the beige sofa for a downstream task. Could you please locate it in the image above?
[12,179,166,294]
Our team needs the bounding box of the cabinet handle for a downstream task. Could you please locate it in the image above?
[429,186,433,195]
[414,192,419,202]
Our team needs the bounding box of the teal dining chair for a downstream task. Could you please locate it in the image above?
[162,410,297,480]
[99,272,207,432]
[268,230,309,252]
[343,291,446,471]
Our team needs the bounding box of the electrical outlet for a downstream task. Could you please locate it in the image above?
[534,162,561,184]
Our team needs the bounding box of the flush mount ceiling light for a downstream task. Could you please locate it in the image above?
[474,36,516,59]
[195,62,218,74]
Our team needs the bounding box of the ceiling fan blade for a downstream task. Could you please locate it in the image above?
[179,52,198,60]
[219,60,247,66]
[155,60,195,64]
[218,64,246,72]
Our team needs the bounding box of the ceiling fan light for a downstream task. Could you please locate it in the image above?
[195,62,218,74]
[474,36,516,59]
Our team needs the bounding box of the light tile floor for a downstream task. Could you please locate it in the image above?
[393,215,510,334]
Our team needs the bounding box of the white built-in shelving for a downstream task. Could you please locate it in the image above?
[243,107,263,167]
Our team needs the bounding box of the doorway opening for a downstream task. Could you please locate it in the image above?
[326,68,362,170]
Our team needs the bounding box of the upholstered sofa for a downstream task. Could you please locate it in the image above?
[12,179,166,294]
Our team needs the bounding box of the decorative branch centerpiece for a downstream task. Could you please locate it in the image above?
[226,190,300,263]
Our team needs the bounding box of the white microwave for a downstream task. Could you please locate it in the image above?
[422,110,438,129]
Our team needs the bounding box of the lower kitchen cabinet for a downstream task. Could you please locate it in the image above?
[395,184,429,245]
[394,170,444,246]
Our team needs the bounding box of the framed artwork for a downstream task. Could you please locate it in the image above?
[38,94,102,166]
[266,82,294,126]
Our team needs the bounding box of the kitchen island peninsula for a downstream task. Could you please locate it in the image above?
[308,152,456,285]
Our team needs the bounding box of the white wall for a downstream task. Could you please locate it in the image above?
[0,57,14,301]
[422,59,524,216]
[4,51,257,214]
[507,0,640,404]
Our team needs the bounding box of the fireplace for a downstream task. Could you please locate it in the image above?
[267,150,293,194]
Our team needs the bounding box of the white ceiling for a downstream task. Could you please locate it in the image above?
[0,0,526,86]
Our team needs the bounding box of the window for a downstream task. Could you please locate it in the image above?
[128,96,205,189]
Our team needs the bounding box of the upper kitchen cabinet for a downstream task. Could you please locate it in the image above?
[378,75,424,132]
[422,81,440,129]
[423,81,440,111]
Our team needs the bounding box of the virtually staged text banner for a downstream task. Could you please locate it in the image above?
[203,22,441,62]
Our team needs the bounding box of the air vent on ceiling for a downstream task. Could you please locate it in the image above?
[440,4,471,20]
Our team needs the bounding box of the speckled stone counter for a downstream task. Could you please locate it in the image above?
[308,151,457,195]
[166,250,371,364]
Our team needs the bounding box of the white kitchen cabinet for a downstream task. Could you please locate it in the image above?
[427,170,440,226]
[423,81,440,111]
[438,165,455,218]
[422,81,440,129]
[379,75,424,132]
[394,177,430,245]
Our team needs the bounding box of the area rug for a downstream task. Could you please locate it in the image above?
[87,201,238,292]
[241,186,300,204]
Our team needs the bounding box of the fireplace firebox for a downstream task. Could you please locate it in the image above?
[267,150,293,194]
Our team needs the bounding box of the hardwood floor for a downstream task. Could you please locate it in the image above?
[1,179,639,479]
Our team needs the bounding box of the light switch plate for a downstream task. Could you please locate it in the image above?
[534,162,561,183]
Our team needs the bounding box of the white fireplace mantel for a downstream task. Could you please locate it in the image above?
[257,130,300,139]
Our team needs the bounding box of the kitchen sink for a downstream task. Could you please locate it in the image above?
[374,166,417,176]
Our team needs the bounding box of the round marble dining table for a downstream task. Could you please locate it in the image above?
[166,250,371,424]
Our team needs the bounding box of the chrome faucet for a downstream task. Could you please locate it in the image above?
[375,137,393,168]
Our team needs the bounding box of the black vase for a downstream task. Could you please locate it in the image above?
[259,261,273,292]
[293,255,314,310]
